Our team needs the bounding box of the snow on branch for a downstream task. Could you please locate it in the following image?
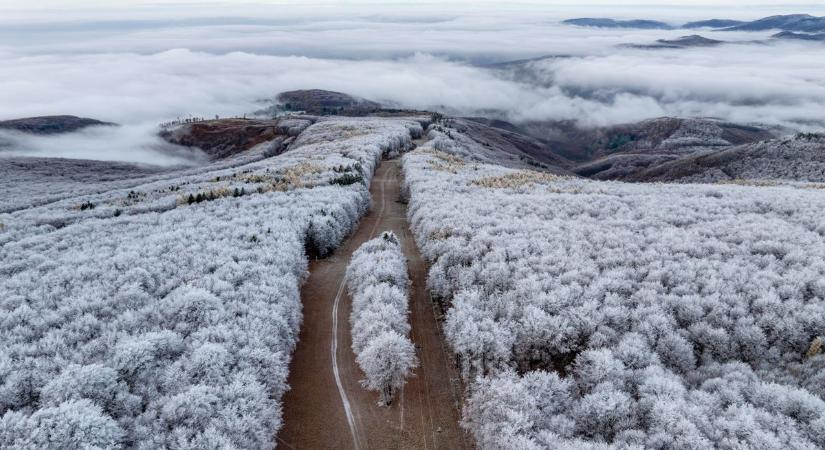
[346,231,418,405]
[402,137,825,449]
[0,118,421,449]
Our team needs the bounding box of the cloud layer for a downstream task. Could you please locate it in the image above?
[0,124,208,166]
[1,3,823,163]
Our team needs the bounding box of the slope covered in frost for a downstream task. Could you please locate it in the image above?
[347,231,417,405]
[0,117,423,449]
[403,138,825,449]
[643,133,825,183]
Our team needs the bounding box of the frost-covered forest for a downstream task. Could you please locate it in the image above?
[403,140,825,449]
[3,109,824,449]
[0,118,423,449]
[347,231,417,405]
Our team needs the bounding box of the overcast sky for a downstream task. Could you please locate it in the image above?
[2,1,823,18]
[1,0,821,6]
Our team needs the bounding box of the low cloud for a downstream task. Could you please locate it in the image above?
[0,124,208,166]
[0,3,824,164]
[512,41,825,128]
[3,45,822,131]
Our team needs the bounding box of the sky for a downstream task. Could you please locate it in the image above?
[0,0,820,8]
[0,1,823,164]
[2,1,823,25]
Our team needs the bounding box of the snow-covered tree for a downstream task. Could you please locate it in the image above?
[0,399,125,449]
[346,232,418,405]
[0,118,424,448]
[356,331,418,405]
[402,131,825,448]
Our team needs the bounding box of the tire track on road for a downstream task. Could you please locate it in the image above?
[279,157,468,450]
[331,276,362,450]
[330,173,388,450]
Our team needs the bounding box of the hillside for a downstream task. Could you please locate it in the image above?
[683,19,745,29]
[565,13,825,34]
[0,115,114,135]
[773,31,825,41]
[633,133,825,183]
[443,114,825,186]
[4,0,825,446]
[512,117,774,163]
[0,157,172,214]
[2,106,825,449]
[402,124,825,449]
[159,117,315,161]
[273,89,383,116]
[625,34,725,49]
[0,116,425,449]
[154,105,819,188]
[440,117,572,173]
[563,18,673,29]
[649,34,723,47]
[724,14,825,32]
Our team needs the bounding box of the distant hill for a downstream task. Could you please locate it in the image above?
[452,118,572,173]
[563,18,673,30]
[0,115,114,135]
[655,35,723,47]
[272,89,382,116]
[561,122,825,184]
[564,14,825,34]
[482,54,573,70]
[773,31,825,41]
[159,117,315,160]
[458,116,784,182]
[722,14,825,33]
[683,19,745,29]
[629,133,825,183]
[625,34,724,49]
[509,117,774,164]
[572,153,681,180]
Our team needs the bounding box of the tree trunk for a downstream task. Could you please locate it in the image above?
[380,386,392,406]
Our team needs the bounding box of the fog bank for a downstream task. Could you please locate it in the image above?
[1,2,823,163]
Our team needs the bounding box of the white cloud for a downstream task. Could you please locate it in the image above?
[0,124,208,165]
[3,41,823,131]
[0,2,824,164]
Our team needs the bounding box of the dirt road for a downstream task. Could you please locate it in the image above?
[278,159,468,449]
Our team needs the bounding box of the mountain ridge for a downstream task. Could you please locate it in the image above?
[565,13,825,34]
[0,115,114,135]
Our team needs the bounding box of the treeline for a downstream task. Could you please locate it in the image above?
[158,114,251,129]
[346,232,417,405]
[403,141,825,449]
[0,118,425,449]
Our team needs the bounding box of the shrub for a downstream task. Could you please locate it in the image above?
[79,200,95,211]
[331,173,364,186]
